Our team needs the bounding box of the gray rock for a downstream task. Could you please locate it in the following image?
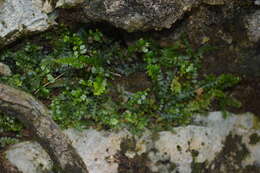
[0,0,53,47]
[3,112,260,173]
[5,142,53,173]
[245,10,260,43]
[82,0,199,31]
[56,0,85,8]
[255,0,260,5]
[0,62,12,76]
[202,0,225,5]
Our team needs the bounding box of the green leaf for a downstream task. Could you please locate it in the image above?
[93,76,107,96]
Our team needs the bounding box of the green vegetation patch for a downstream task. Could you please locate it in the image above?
[0,26,240,135]
[249,133,260,145]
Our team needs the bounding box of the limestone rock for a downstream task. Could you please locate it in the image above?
[202,0,225,5]
[4,142,53,173]
[255,0,260,5]
[0,0,53,47]
[3,112,260,173]
[245,10,260,43]
[0,63,12,76]
[56,0,85,8]
[82,0,199,31]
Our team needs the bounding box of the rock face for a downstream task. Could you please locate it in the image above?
[3,112,260,173]
[83,0,199,31]
[0,0,52,47]
[0,0,259,47]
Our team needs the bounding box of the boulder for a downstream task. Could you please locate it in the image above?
[2,112,260,173]
[0,0,53,47]
[82,0,199,31]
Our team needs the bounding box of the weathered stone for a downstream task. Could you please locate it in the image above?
[245,10,260,43]
[0,63,12,76]
[56,0,85,8]
[202,0,225,5]
[255,0,260,5]
[0,0,53,47]
[3,112,260,173]
[82,0,199,31]
[5,142,53,173]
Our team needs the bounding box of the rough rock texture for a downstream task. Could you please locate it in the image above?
[56,0,85,8]
[0,0,259,47]
[0,0,52,47]
[149,0,260,79]
[0,84,89,173]
[255,0,260,5]
[5,142,53,173]
[0,63,11,76]
[245,10,260,43]
[82,0,199,31]
[3,112,260,173]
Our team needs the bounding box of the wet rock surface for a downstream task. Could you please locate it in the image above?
[2,112,260,173]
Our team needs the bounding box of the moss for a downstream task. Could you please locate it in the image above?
[169,162,177,172]
[191,162,207,173]
[249,133,260,145]
[191,150,204,173]
[151,132,160,142]
[120,137,137,154]
[202,134,259,173]
[189,134,260,173]
[117,137,155,173]
[191,150,199,158]
[253,116,260,129]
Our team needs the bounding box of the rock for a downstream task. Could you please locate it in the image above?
[202,0,225,5]
[64,129,130,173]
[0,63,12,76]
[255,0,260,5]
[56,0,85,8]
[82,0,200,31]
[0,0,53,47]
[2,112,260,173]
[4,142,53,173]
[245,10,260,43]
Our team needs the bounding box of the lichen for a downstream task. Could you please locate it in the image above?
[253,116,260,129]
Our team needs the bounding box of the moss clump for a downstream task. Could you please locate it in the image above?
[253,116,260,129]
[120,137,137,153]
[117,137,155,173]
[249,133,260,145]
